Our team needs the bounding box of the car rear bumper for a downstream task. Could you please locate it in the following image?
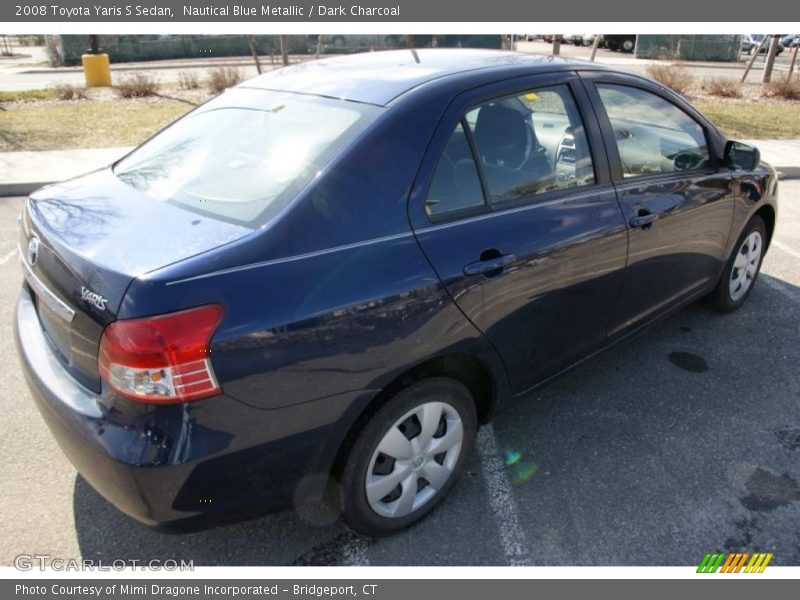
[14,286,366,526]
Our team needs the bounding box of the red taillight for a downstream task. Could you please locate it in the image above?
[98,304,224,403]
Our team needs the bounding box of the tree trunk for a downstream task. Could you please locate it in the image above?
[552,36,561,56]
[761,35,781,83]
[589,35,601,62]
[741,36,769,83]
[406,35,415,49]
[787,43,799,80]
[315,35,324,60]
[279,35,289,67]
[246,36,262,74]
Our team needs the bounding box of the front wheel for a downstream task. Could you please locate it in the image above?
[340,378,477,536]
[710,215,767,312]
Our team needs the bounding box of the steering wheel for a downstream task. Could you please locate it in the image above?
[673,151,703,171]
[485,116,537,172]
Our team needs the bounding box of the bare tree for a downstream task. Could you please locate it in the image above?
[788,44,799,80]
[589,35,601,62]
[246,36,262,74]
[761,35,781,83]
[279,35,289,67]
[552,35,561,56]
[315,35,324,60]
[740,36,770,83]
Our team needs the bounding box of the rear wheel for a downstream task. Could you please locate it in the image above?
[340,378,477,536]
[710,215,767,312]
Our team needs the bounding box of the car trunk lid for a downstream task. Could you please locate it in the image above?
[20,168,252,392]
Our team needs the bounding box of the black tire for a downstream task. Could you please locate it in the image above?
[710,215,767,313]
[340,377,477,536]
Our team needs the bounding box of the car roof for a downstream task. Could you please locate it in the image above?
[241,49,606,106]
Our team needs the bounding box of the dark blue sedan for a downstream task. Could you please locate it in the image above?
[14,49,778,536]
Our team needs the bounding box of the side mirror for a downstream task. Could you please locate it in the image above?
[724,141,760,171]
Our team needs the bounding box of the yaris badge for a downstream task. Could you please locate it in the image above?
[81,286,108,311]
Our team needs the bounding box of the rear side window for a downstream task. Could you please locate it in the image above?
[425,84,596,220]
[425,122,486,219]
[596,84,711,178]
[114,91,380,227]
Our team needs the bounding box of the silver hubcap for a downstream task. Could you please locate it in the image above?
[729,231,762,301]
[366,401,463,519]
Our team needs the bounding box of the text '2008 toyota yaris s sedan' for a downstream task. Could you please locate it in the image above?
[14,49,778,536]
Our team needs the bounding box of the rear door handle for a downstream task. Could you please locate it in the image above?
[463,254,516,276]
[630,212,659,228]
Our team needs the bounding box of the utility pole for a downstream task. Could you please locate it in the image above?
[761,35,781,83]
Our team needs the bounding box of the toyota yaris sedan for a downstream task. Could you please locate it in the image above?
[14,50,777,536]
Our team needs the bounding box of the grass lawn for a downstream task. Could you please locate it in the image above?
[0,99,192,151]
[0,95,797,152]
[694,101,800,139]
[0,89,58,102]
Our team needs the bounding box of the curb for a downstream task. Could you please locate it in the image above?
[0,181,54,197]
[777,168,800,180]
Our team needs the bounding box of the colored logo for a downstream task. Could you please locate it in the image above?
[697,552,773,573]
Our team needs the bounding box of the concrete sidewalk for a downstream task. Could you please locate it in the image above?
[0,140,798,197]
[743,139,800,180]
[0,147,131,196]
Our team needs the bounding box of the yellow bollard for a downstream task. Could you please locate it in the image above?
[81,53,112,87]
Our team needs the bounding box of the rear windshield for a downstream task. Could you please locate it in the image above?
[114,90,380,226]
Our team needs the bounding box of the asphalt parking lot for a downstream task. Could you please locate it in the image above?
[1,182,799,567]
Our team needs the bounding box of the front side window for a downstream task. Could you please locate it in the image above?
[114,90,380,226]
[596,84,711,178]
[467,85,595,205]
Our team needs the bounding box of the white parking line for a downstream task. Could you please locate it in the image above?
[772,240,800,262]
[476,424,531,566]
[0,248,17,266]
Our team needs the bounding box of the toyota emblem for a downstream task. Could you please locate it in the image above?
[27,236,40,267]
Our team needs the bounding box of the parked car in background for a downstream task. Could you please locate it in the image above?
[604,34,637,53]
[741,34,785,55]
[561,34,598,47]
[562,34,585,46]
[582,34,602,47]
[15,49,777,536]
[780,34,800,48]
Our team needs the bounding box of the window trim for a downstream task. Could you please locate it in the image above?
[589,79,720,184]
[421,79,603,224]
[422,119,489,223]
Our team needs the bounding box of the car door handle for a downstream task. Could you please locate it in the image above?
[463,254,516,276]
[630,212,659,228]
